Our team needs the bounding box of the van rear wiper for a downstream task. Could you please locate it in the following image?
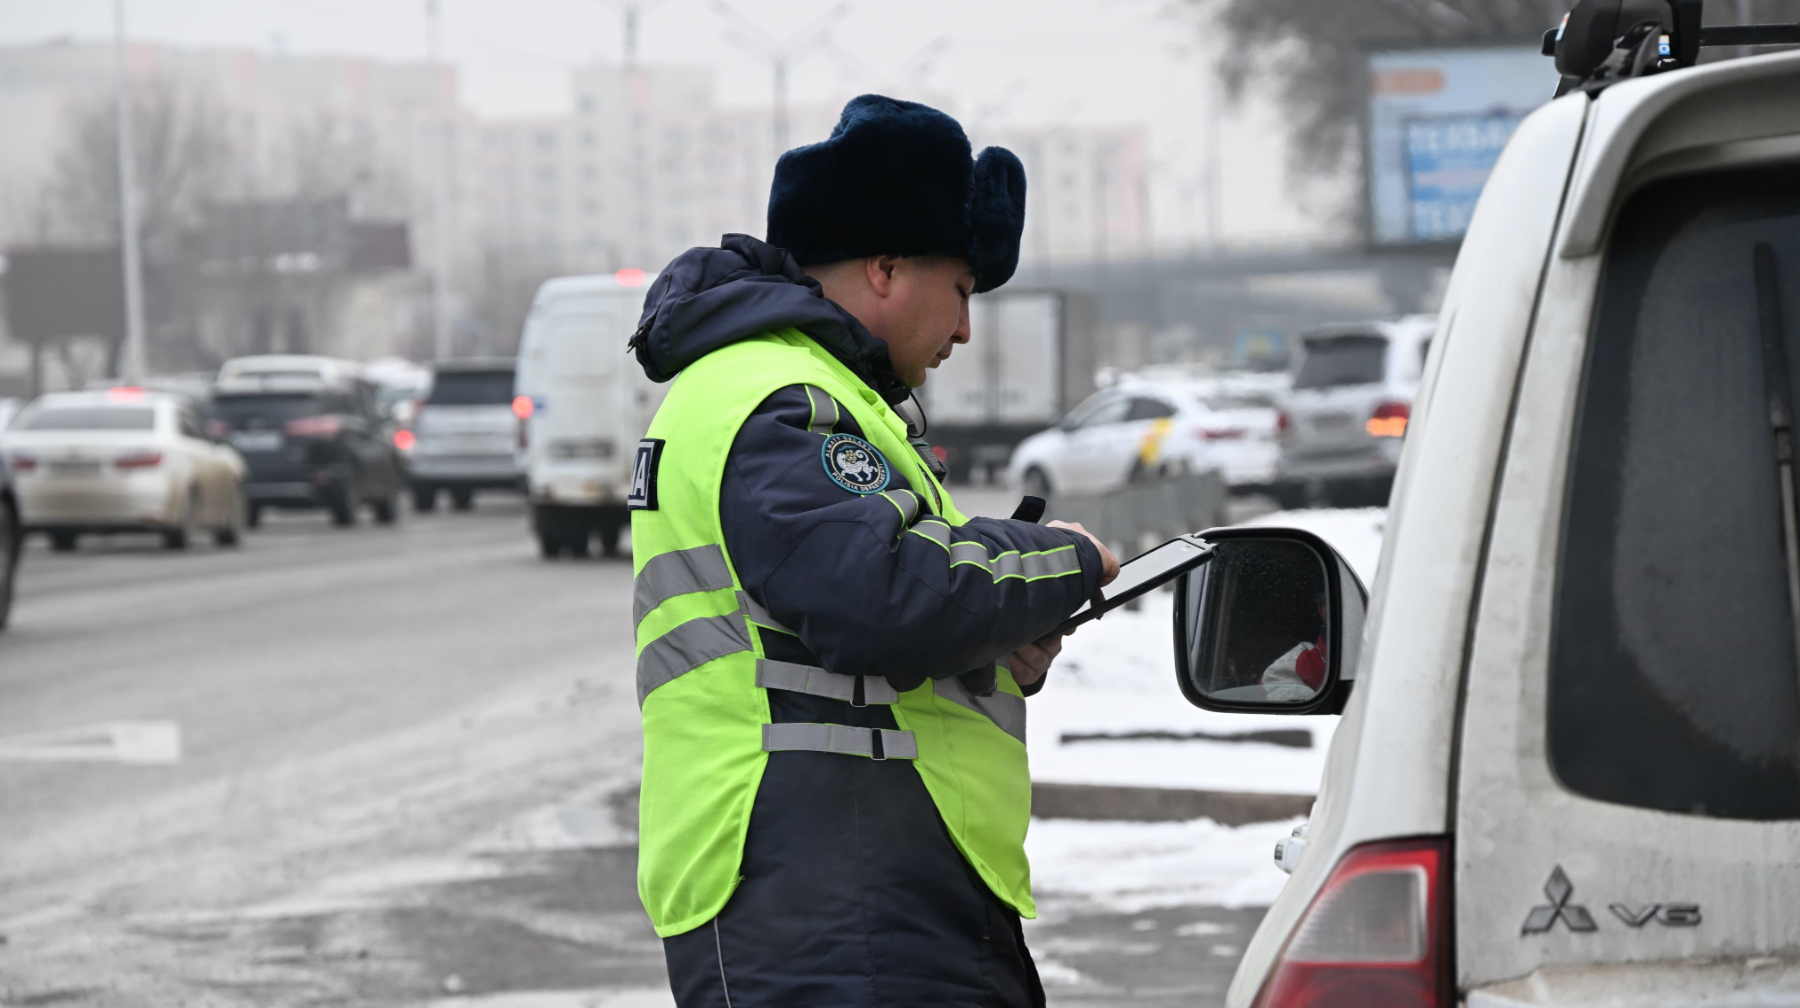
[1751,242,1800,678]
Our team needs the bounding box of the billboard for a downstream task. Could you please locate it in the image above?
[1366,45,1554,246]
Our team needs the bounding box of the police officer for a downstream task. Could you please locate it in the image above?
[627,94,1120,1008]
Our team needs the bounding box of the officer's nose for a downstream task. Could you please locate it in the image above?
[952,299,972,345]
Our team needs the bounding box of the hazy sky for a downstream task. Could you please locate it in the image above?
[0,0,1347,246]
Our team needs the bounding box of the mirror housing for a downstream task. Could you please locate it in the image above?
[1172,526,1369,717]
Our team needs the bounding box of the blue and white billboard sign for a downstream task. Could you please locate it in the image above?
[1367,46,1552,246]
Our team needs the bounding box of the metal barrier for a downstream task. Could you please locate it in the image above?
[1044,468,1228,558]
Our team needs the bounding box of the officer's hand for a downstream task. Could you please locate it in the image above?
[1007,635,1063,687]
[1048,520,1120,586]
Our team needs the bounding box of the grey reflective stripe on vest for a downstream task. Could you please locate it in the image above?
[761,722,919,759]
[637,612,752,706]
[947,542,1082,581]
[803,385,839,436]
[935,672,1028,745]
[741,591,794,634]
[633,544,735,625]
[755,659,898,704]
[908,518,952,549]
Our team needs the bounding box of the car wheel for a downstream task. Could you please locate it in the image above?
[330,491,357,527]
[163,491,196,550]
[450,488,475,511]
[412,486,438,512]
[49,530,78,552]
[1022,467,1053,499]
[372,489,398,525]
[213,492,244,547]
[0,496,18,631]
[538,531,560,559]
[566,534,591,558]
[246,503,263,529]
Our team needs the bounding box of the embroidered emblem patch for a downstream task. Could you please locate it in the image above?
[821,433,891,495]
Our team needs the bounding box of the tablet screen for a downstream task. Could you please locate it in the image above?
[1058,537,1212,631]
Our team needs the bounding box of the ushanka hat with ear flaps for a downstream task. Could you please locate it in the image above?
[766,94,1027,293]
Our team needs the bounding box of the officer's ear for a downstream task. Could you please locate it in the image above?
[865,255,901,298]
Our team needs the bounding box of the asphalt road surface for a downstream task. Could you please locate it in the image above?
[0,493,1261,1007]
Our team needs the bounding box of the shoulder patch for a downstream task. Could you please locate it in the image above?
[820,432,891,495]
[627,438,664,510]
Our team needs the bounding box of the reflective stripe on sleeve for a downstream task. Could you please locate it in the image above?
[803,385,840,436]
[908,518,953,549]
[633,544,735,625]
[934,672,1028,745]
[637,612,752,706]
[755,659,898,704]
[761,722,919,760]
[880,489,921,528]
[948,543,1082,582]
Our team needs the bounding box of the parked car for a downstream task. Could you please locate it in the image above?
[1,389,246,550]
[211,358,403,528]
[1007,379,1274,497]
[1169,36,1800,1007]
[1274,315,1435,509]
[408,358,522,512]
[515,273,668,558]
[0,450,18,630]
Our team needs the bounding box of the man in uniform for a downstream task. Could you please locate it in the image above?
[627,94,1120,1007]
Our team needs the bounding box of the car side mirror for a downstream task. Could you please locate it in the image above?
[1173,526,1369,716]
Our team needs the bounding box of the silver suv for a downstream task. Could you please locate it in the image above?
[1275,315,1434,508]
[409,358,523,512]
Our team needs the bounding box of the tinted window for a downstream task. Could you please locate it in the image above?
[1294,335,1387,389]
[1072,396,1130,429]
[211,394,333,428]
[21,406,155,431]
[1125,397,1177,422]
[1551,164,1800,820]
[428,370,515,406]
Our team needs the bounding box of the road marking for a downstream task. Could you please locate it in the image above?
[0,720,181,764]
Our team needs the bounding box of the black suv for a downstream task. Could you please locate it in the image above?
[210,381,404,528]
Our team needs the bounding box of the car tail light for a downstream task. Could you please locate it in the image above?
[1277,410,1292,436]
[284,415,341,438]
[1199,425,1248,441]
[1366,401,1411,438]
[8,453,36,473]
[1253,837,1452,1008]
[394,429,416,451]
[512,395,535,419]
[115,450,163,470]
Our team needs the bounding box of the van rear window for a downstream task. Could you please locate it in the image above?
[429,370,515,406]
[1293,335,1386,389]
[1550,164,1800,820]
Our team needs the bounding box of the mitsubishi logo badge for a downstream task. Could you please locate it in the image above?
[1522,866,1597,933]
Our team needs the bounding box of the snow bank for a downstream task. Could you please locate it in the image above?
[1026,816,1305,911]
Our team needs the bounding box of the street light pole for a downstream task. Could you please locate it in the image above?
[426,0,451,361]
[113,0,147,383]
[713,1,851,156]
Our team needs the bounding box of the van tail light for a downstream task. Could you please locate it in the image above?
[512,395,535,419]
[1366,401,1411,439]
[394,429,416,452]
[115,450,163,470]
[284,415,342,439]
[8,453,37,473]
[1253,837,1452,1008]
[1277,410,1292,436]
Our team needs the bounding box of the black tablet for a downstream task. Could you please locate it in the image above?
[1054,534,1216,636]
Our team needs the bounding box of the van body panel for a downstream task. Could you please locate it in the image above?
[1456,55,1800,992]
[1225,92,1591,1006]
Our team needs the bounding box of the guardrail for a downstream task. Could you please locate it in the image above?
[1045,468,1228,557]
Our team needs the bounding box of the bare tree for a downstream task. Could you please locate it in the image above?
[1193,0,1554,181]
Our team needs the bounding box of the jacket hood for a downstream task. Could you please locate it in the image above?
[629,234,911,404]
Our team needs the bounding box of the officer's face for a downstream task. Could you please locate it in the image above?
[880,257,975,388]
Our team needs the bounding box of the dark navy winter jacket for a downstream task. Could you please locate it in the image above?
[634,234,1102,690]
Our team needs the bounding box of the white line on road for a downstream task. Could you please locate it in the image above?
[0,720,181,764]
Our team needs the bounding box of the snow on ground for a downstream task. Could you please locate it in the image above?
[1025,508,1384,909]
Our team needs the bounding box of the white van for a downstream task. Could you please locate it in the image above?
[514,273,666,558]
[1165,27,1800,1008]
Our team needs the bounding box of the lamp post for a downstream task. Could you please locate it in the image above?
[713,1,852,154]
[113,0,147,382]
[425,0,452,361]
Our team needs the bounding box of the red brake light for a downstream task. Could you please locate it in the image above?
[115,450,163,470]
[8,453,36,472]
[284,415,341,438]
[1367,401,1411,438]
[615,267,648,287]
[1277,410,1292,435]
[1199,425,1247,441]
[1253,837,1451,1008]
[108,386,146,399]
[394,429,416,451]
[512,395,535,419]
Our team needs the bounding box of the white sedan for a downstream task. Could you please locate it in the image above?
[2,390,247,550]
[1007,379,1281,498]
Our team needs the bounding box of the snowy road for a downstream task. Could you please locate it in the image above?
[0,491,1382,1006]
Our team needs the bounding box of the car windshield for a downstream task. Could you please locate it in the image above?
[1294,335,1387,389]
[19,406,155,431]
[211,394,330,427]
[428,370,514,406]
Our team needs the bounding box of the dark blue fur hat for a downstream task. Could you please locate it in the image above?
[766,94,1026,293]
